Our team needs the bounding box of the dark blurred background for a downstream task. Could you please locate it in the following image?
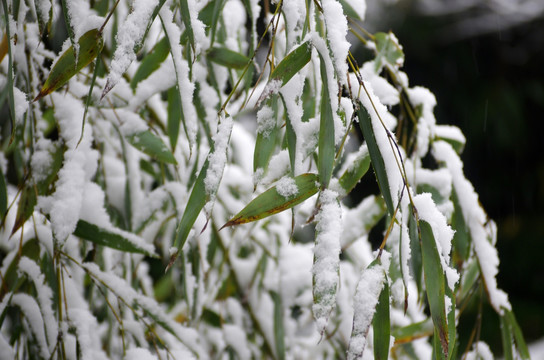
[364,0,544,352]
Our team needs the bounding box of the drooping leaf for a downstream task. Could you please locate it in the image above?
[392,319,434,344]
[419,220,449,358]
[126,130,177,164]
[502,309,530,359]
[253,98,279,176]
[317,53,335,189]
[167,86,182,150]
[131,36,170,90]
[373,275,390,360]
[179,0,195,53]
[270,290,286,360]
[34,29,104,101]
[357,103,395,215]
[222,173,319,228]
[207,47,250,69]
[269,41,311,86]
[0,169,7,220]
[374,32,404,72]
[73,220,157,257]
[338,146,371,195]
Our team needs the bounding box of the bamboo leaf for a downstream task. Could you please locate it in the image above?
[167,86,182,150]
[1,0,15,138]
[34,29,104,101]
[0,169,7,220]
[317,53,335,189]
[222,173,319,228]
[254,98,279,175]
[130,36,170,90]
[504,309,530,359]
[374,32,404,72]
[270,41,311,86]
[500,312,515,360]
[357,104,395,215]
[172,158,209,259]
[270,291,286,360]
[373,275,390,360]
[126,130,177,164]
[392,319,434,344]
[207,47,250,69]
[419,220,449,358]
[179,0,195,53]
[338,146,371,194]
[73,220,157,257]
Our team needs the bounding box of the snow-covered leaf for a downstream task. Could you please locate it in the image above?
[126,130,177,164]
[223,173,319,228]
[34,29,103,101]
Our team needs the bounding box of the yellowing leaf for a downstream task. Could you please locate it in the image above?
[34,29,103,102]
[222,173,319,228]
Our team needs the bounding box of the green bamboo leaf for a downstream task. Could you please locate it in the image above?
[500,312,515,360]
[270,41,311,86]
[73,220,157,257]
[0,169,7,220]
[254,98,279,175]
[451,189,470,263]
[131,36,170,90]
[207,47,250,69]
[445,287,457,360]
[171,158,210,261]
[504,309,530,359]
[12,185,37,235]
[357,104,395,215]
[338,146,370,194]
[222,173,319,228]
[338,0,362,21]
[126,130,177,164]
[167,86,182,150]
[270,290,286,360]
[1,0,15,139]
[34,29,104,101]
[373,275,390,360]
[317,53,335,189]
[209,0,227,45]
[36,0,53,36]
[408,209,423,299]
[457,259,479,305]
[392,319,434,344]
[179,0,195,53]
[374,32,404,72]
[419,220,449,358]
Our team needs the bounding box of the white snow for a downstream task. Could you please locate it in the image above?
[256,105,276,138]
[413,193,459,289]
[312,189,342,334]
[13,86,28,123]
[343,0,367,20]
[433,140,510,312]
[322,0,350,85]
[11,293,50,359]
[276,176,298,199]
[464,341,494,360]
[125,348,157,360]
[105,0,159,95]
[347,261,386,360]
[205,115,234,197]
[160,7,198,150]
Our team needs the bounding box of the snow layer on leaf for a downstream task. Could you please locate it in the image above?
[160,7,198,149]
[106,0,159,94]
[69,308,108,360]
[276,176,298,199]
[433,140,510,313]
[205,115,233,197]
[356,78,403,207]
[312,189,342,334]
[13,86,28,124]
[435,124,466,145]
[18,257,57,351]
[130,57,177,108]
[223,324,251,360]
[256,105,275,137]
[413,192,459,289]
[65,0,103,42]
[360,61,399,106]
[344,0,367,20]
[408,86,437,157]
[347,261,386,360]
[31,138,55,183]
[322,0,350,85]
[282,0,305,49]
[11,293,50,359]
